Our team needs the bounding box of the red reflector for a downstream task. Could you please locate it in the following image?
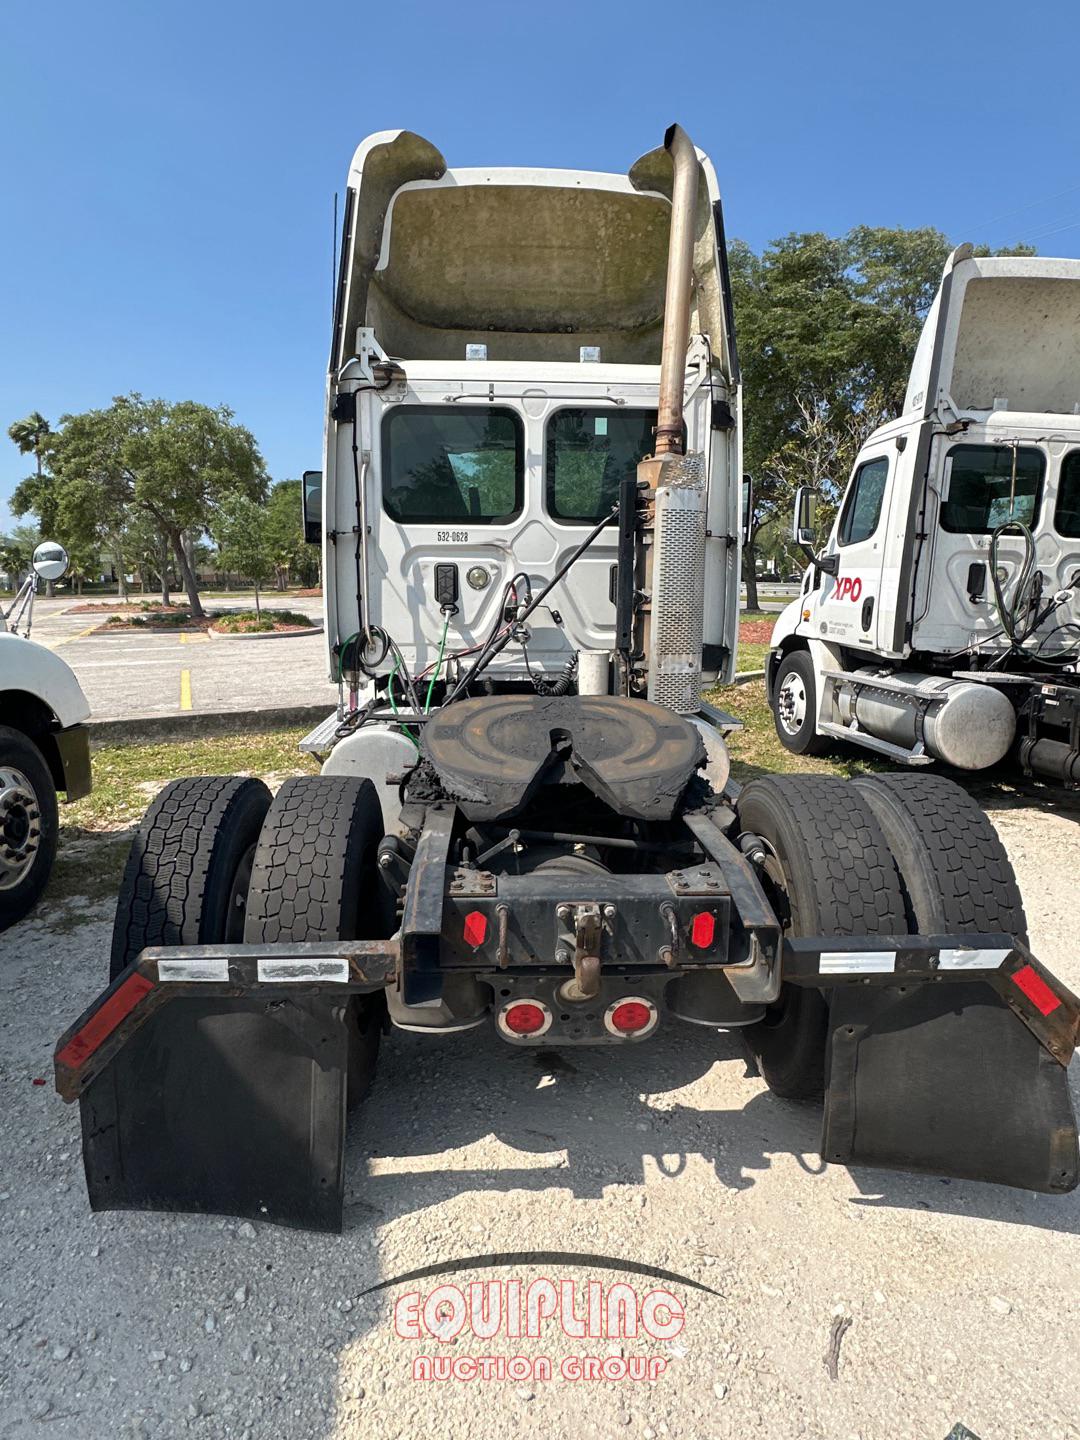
[610,1001,653,1033]
[56,972,155,1070]
[504,1003,546,1035]
[1011,963,1062,1017]
[691,911,716,948]
[463,911,487,948]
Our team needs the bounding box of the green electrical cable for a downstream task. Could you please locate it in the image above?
[424,614,451,713]
[387,654,419,748]
[336,631,360,683]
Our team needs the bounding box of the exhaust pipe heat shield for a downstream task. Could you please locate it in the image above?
[823,980,1078,1193]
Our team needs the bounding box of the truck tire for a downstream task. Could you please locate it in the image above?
[736,774,907,1098]
[0,725,59,933]
[851,773,1028,941]
[772,650,832,756]
[110,776,272,980]
[243,776,389,1106]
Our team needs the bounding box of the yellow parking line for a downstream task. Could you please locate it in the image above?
[179,669,192,711]
[43,624,98,649]
[179,631,210,644]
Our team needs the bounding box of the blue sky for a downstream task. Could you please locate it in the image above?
[2,0,1077,527]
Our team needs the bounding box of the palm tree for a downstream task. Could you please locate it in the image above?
[7,412,55,592]
[7,411,52,479]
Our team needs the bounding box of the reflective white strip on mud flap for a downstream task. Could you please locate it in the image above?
[819,951,896,975]
[937,947,1011,971]
[256,958,351,984]
[156,957,232,983]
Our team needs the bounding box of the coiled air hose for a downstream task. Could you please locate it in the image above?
[989,519,1080,664]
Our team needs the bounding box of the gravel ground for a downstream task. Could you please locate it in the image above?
[1,801,1078,1440]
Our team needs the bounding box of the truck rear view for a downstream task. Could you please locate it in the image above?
[53,135,1079,1233]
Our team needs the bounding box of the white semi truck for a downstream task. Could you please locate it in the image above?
[53,132,1079,1232]
[0,543,92,929]
[768,247,1080,781]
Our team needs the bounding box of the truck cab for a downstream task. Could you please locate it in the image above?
[309,129,742,718]
[770,247,1080,780]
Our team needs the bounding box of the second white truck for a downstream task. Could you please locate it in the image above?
[769,246,1080,782]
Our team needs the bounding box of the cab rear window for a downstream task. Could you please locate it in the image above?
[382,406,523,524]
[545,409,657,523]
[940,444,1044,533]
[1055,451,1080,537]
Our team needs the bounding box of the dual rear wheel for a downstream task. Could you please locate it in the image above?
[110,774,391,1106]
[736,771,1026,1098]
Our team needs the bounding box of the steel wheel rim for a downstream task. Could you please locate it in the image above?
[777,672,807,735]
[0,767,42,891]
[225,842,257,943]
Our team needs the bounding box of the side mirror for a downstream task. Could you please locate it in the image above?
[793,485,816,549]
[741,474,753,545]
[32,540,69,581]
[791,486,839,576]
[302,471,323,545]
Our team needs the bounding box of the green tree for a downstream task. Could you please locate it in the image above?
[7,412,53,497]
[51,394,267,618]
[0,523,41,587]
[213,493,274,615]
[264,479,307,590]
[731,226,1036,607]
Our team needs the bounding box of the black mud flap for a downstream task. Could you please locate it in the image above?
[80,996,349,1232]
[823,982,1079,1193]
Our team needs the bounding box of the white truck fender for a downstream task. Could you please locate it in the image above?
[0,632,91,728]
[769,598,805,652]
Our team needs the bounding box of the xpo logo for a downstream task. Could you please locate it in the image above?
[833,575,863,602]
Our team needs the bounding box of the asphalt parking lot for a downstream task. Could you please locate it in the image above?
[25,596,336,724]
[19,592,789,729]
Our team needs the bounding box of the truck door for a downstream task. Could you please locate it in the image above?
[819,446,892,651]
[912,439,1047,653]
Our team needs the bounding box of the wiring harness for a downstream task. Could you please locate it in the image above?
[989,519,1080,667]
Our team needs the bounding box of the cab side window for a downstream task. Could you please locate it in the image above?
[838,457,889,546]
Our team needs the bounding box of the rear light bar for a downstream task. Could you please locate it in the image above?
[54,941,399,1102]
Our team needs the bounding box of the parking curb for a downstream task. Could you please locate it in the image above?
[207,624,323,640]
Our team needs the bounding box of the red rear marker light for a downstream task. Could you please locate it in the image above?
[610,1001,652,1033]
[1011,963,1062,1017]
[691,911,716,948]
[503,1002,548,1035]
[463,911,487,948]
[56,972,155,1070]
[604,995,658,1038]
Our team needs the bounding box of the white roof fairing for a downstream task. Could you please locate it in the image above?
[905,249,1080,417]
[334,129,735,375]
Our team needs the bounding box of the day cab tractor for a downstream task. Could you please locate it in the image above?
[769,246,1080,783]
[54,129,1079,1232]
